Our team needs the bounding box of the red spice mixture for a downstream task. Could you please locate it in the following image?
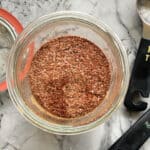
[28,36,111,118]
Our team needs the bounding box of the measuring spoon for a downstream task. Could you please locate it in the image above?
[124,0,150,111]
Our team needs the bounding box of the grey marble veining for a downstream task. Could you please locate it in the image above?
[0,0,150,150]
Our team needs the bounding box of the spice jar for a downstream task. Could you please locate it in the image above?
[0,8,23,91]
[6,11,129,135]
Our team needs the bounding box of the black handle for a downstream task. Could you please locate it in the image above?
[124,38,150,111]
[109,109,150,150]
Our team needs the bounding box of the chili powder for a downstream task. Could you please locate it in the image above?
[28,36,111,118]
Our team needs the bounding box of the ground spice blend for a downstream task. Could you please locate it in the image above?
[29,36,111,118]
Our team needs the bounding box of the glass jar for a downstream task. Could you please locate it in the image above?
[7,11,129,135]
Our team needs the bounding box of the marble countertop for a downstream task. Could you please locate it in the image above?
[0,0,150,150]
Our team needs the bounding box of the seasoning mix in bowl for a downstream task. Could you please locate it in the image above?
[29,36,111,118]
[7,12,129,134]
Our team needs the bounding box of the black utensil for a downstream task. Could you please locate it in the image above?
[124,38,150,111]
[108,109,150,150]
[124,0,150,111]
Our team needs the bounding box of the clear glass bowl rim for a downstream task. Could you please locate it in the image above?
[6,11,130,135]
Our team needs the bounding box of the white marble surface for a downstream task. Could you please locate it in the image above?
[0,0,150,150]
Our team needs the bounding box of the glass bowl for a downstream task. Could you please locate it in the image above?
[7,11,129,135]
